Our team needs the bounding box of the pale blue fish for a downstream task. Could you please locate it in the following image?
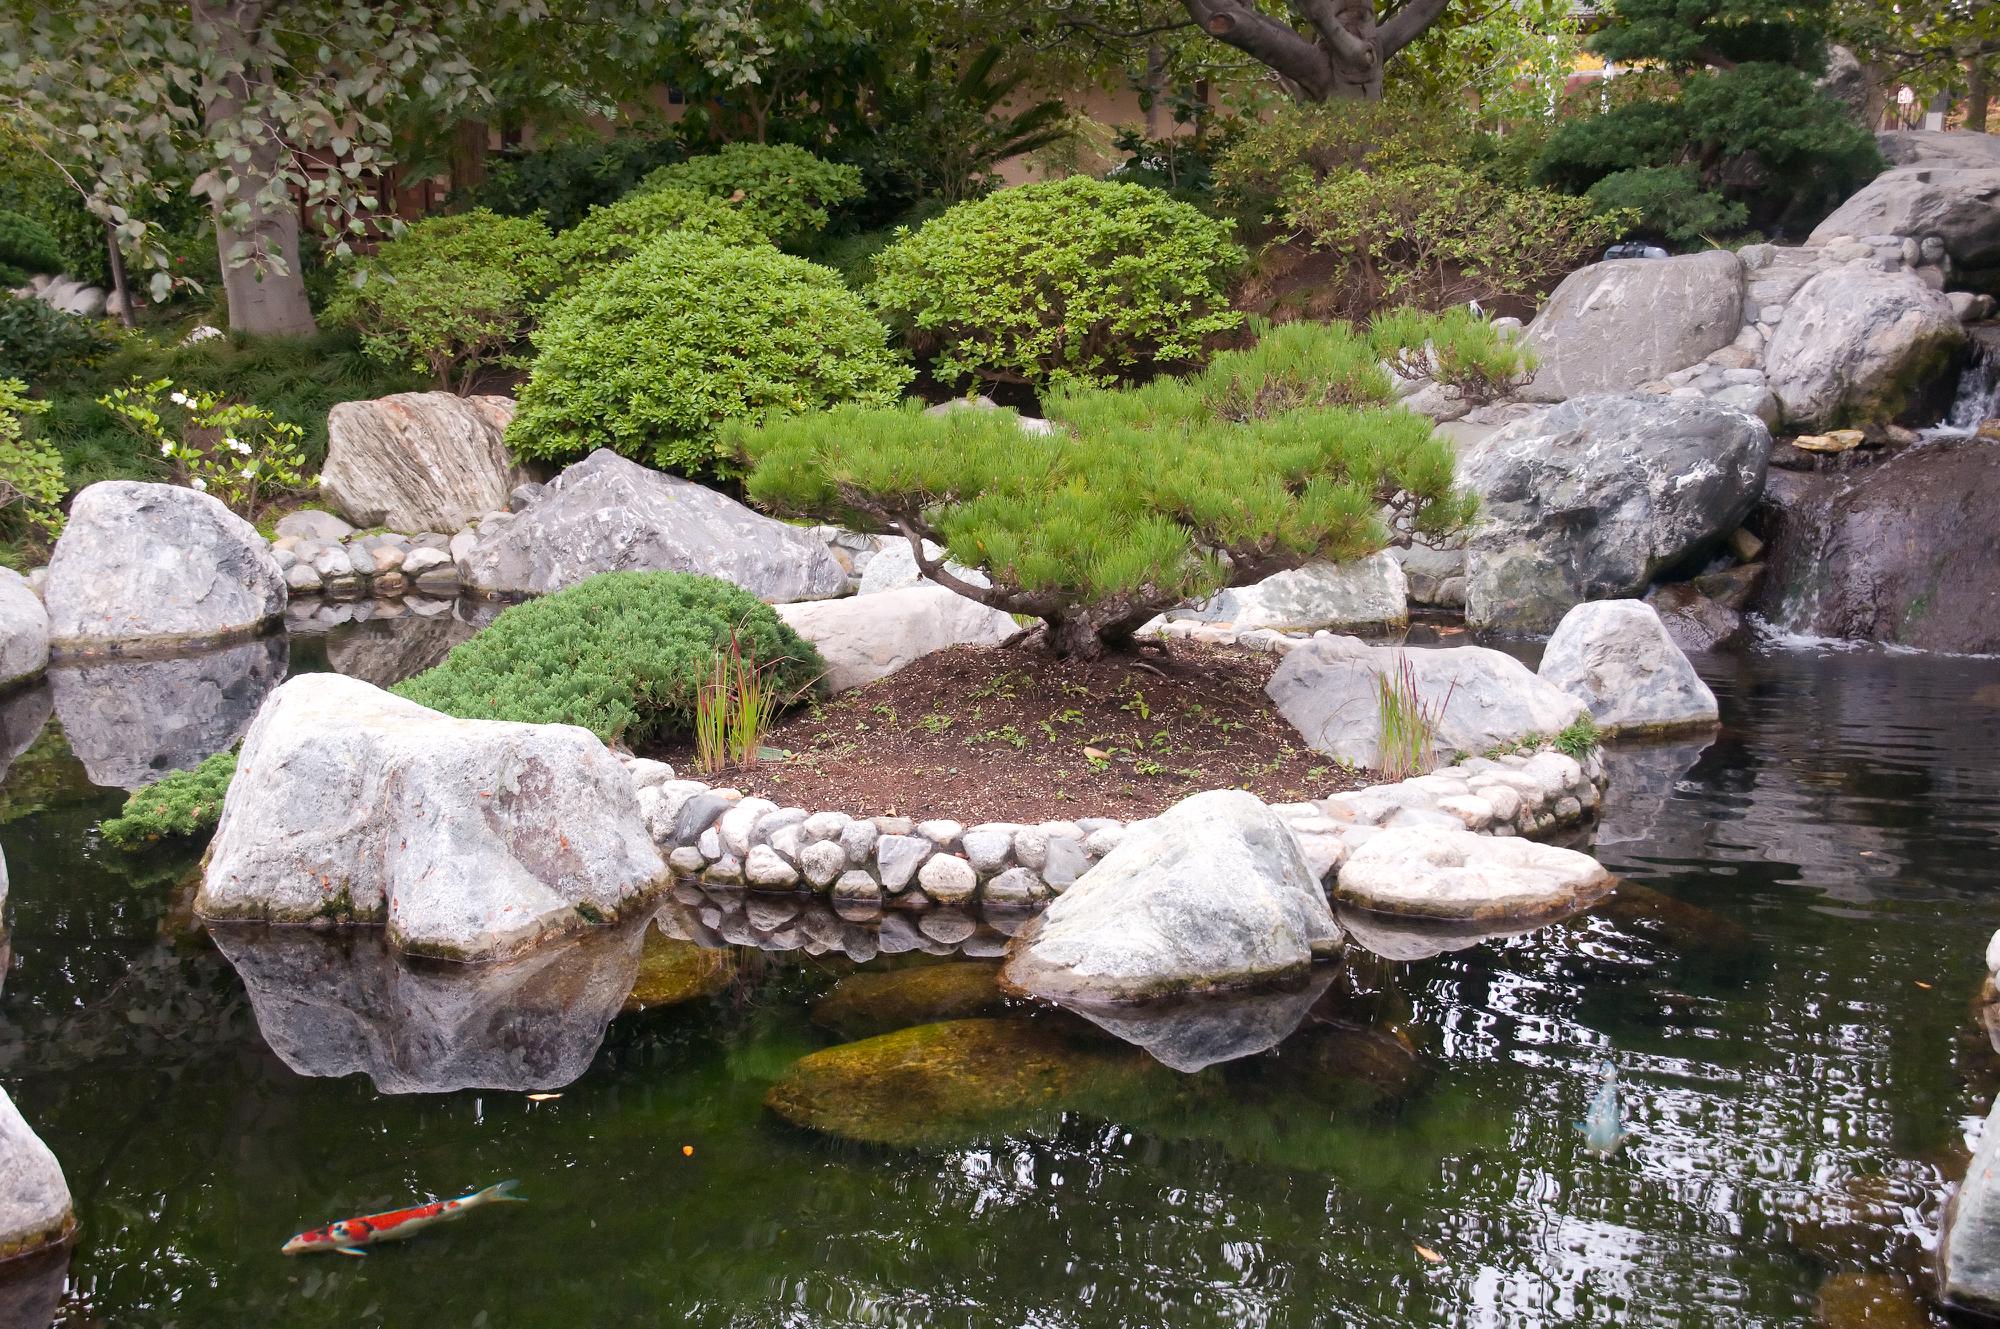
[1579,1061,1626,1158]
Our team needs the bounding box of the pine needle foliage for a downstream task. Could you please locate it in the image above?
[100,751,237,850]
[737,321,1474,658]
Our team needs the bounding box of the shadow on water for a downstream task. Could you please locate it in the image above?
[1,631,1997,1326]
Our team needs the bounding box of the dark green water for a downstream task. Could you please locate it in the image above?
[3,629,1998,1328]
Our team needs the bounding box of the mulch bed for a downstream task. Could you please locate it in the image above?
[654,641,1375,825]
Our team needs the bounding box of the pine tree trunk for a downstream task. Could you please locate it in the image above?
[1970,57,1992,133]
[1047,618,1108,660]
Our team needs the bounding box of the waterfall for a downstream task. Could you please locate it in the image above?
[1931,335,1999,437]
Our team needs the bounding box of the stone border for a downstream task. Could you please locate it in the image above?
[619,744,1607,915]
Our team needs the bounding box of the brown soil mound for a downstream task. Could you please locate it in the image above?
[657,642,1373,825]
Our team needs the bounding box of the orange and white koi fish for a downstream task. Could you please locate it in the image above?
[281,1180,525,1256]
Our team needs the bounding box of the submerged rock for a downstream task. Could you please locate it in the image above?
[1267,635,1585,767]
[1538,600,1718,735]
[1459,395,1771,631]
[1765,269,1965,430]
[322,393,524,533]
[811,960,1007,1039]
[0,1086,72,1260]
[776,585,1016,693]
[1815,1273,1934,1329]
[1520,250,1744,402]
[43,481,286,654]
[459,449,847,602]
[1001,789,1340,1003]
[0,568,48,689]
[624,925,737,1012]
[199,673,667,960]
[49,635,286,789]
[210,916,647,1093]
[1336,827,1611,923]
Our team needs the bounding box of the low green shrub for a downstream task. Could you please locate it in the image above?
[1366,307,1536,406]
[868,177,1245,391]
[1584,166,1749,248]
[508,232,909,475]
[0,377,64,542]
[0,292,114,383]
[325,209,561,392]
[554,186,771,281]
[1213,98,1469,220]
[100,751,238,850]
[0,209,63,286]
[642,143,862,248]
[1282,165,1629,317]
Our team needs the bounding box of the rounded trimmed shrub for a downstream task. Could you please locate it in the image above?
[641,143,862,248]
[554,186,772,282]
[507,232,910,475]
[867,176,1246,391]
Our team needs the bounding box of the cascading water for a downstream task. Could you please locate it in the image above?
[1926,332,1999,438]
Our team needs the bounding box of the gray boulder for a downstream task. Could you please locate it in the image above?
[775,585,1017,693]
[1459,395,1772,631]
[0,568,48,688]
[1336,826,1610,921]
[323,393,524,534]
[1520,251,1744,402]
[1538,599,1718,734]
[198,673,668,961]
[1877,131,2000,171]
[1166,553,1408,633]
[1002,789,1340,1002]
[856,538,990,596]
[1266,635,1585,767]
[44,481,286,654]
[1765,268,1966,429]
[1942,1096,2000,1318]
[49,635,287,789]
[459,449,846,602]
[274,510,353,543]
[1810,166,2000,270]
[0,1086,73,1259]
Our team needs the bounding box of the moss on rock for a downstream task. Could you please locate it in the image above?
[810,961,1008,1040]
[624,929,738,1013]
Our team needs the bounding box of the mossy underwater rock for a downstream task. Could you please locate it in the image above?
[1814,1273,1936,1329]
[624,927,738,1013]
[810,961,1007,1039]
[764,1017,1162,1147]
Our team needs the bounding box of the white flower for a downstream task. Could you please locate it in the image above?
[159,442,172,456]
[241,466,256,479]
[226,435,248,454]
[189,477,207,491]
[169,391,190,407]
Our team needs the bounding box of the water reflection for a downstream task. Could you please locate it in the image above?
[209,916,648,1094]
[0,1245,67,1329]
[0,683,51,782]
[1051,970,1337,1072]
[48,635,286,789]
[320,612,478,687]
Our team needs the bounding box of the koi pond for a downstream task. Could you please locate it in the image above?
[2,616,1996,1328]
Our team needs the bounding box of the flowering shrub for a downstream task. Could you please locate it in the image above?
[98,378,310,518]
[0,378,66,541]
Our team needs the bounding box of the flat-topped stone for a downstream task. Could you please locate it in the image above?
[1336,826,1610,922]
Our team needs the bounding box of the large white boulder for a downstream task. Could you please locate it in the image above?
[1810,166,2000,271]
[1764,268,1967,430]
[855,538,990,596]
[1458,394,1771,632]
[459,449,846,603]
[322,393,525,533]
[0,568,48,688]
[0,1086,73,1259]
[1001,789,1341,1002]
[776,584,1017,693]
[1943,1096,2000,1318]
[1520,250,1745,402]
[1336,826,1610,921]
[44,481,286,654]
[1166,553,1408,634]
[1539,599,1718,734]
[1266,636,1585,768]
[198,673,668,961]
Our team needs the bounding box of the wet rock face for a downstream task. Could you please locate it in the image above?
[49,635,286,789]
[1519,250,1745,402]
[43,481,286,654]
[459,449,847,602]
[1941,1096,2000,1316]
[1538,599,1718,735]
[1764,270,1966,430]
[0,1086,72,1260]
[1763,439,2000,654]
[1458,394,1772,632]
[322,393,524,533]
[209,917,647,1094]
[198,673,667,960]
[1000,789,1341,1004]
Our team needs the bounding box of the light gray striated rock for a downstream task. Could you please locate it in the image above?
[50,635,287,789]
[459,449,846,602]
[198,673,667,960]
[1001,789,1340,1002]
[0,1085,73,1257]
[274,510,353,543]
[855,538,991,596]
[323,393,524,534]
[1764,268,1967,430]
[1167,553,1408,633]
[0,568,49,688]
[1539,599,1717,734]
[775,585,1016,693]
[44,481,287,653]
[1941,1096,2000,1318]
[1458,394,1772,631]
[1520,251,1744,402]
[1336,826,1609,921]
[1811,166,2000,270]
[1267,635,1585,767]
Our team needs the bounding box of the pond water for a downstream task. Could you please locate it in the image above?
[3,623,1998,1328]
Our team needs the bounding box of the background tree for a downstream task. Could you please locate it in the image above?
[1833,0,1998,131]
[1174,0,1459,101]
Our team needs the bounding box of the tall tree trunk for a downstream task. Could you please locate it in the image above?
[103,224,135,329]
[450,119,490,196]
[1320,0,1382,99]
[193,0,317,338]
[1969,57,1991,133]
